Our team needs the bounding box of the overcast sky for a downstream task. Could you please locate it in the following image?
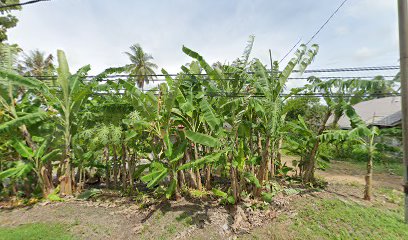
[7,0,400,88]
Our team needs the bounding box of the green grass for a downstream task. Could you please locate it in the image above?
[334,159,404,176]
[375,162,404,176]
[0,223,73,240]
[176,212,194,226]
[292,199,408,240]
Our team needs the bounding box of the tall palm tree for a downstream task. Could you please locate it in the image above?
[20,50,55,76]
[124,44,158,88]
[19,50,55,86]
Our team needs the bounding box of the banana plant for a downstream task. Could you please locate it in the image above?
[344,105,379,201]
[121,67,224,199]
[0,138,60,196]
[182,41,267,202]
[249,44,319,188]
[315,103,380,200]
[285,115,332,177]
[46,50,91,195]
[296,76,392,182]
[0,44,48,150]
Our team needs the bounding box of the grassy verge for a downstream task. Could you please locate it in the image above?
[0,223,73,240]
[291,199,408,239]
[244,197,408,240]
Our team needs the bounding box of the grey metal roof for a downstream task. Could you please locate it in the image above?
[334,97,402,129]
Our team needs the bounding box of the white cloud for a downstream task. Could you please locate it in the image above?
[354,47,377,60]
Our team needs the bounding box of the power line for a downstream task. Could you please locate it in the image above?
[300,65,399,73]
[279,38,302,63]
[0,0,50,9]
[91,90,401,99]
[305,0,349,45]
[26,65,401,80]
[91,75,397,82]
[34,76,398,84]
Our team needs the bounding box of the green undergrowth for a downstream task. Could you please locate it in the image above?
[292,199,408,239]
[0,223,73,240]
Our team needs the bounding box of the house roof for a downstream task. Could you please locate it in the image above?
[334,97,402,129]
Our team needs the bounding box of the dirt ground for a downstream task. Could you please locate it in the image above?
[0,160,404,240]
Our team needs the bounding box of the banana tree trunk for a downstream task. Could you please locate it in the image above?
[19,125,37,151]
[184,149,197,189]
[277,137,283,169]
[169,169,181,201]
[78,165,83,192]
[257,131,262,156]
[113,145,118,188]
[60,142,73,195]
[40,166,54,196]
[229,153,239,203]
[259,136,271,182]
[60,90,74,196]
[121,142,127,190]
[364,152,373,201]
[193,145,202,190]
[205,164,212,190]
[364,136,375,201]
[104,145,110,188]
[177,156,186,189]
[270,143,276,178]
[129,150,136,193]
[255,135,271,197]
[303,110,331,183]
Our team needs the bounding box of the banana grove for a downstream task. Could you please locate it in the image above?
[0,37,390,204]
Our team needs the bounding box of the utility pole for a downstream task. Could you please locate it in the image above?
[398,0,408,224]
